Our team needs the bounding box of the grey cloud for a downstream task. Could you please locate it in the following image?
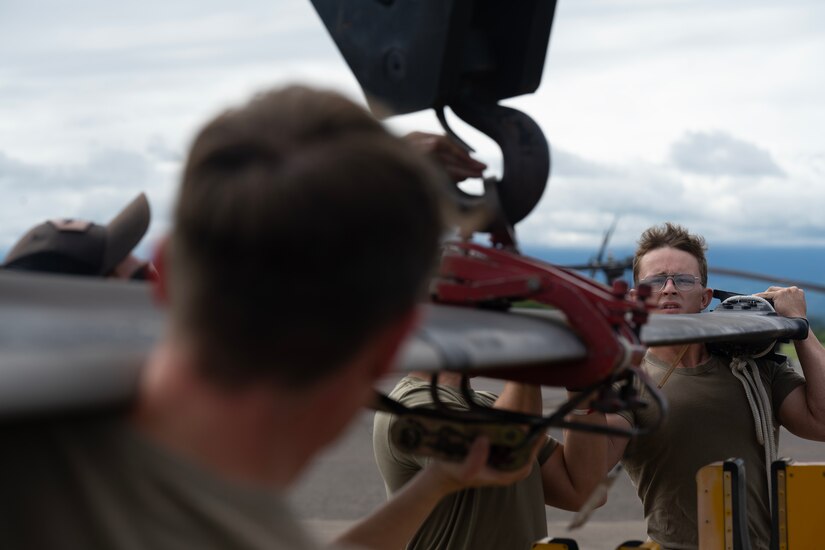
[1,1,329,82]
[0,148,172,252]
[0,152,38,184]
[551,148,617,177]
[669,130,785,177]
[519,148,825,249]
[548,164,687,218]
[520,159,697,248]
[147,136,183,163]
[0,149,153,193]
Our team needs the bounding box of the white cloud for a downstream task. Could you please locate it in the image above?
[0,0,823,258]
[669,131,784,177]
[0,148,176,259]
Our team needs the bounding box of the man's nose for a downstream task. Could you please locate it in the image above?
[661,276,678,292]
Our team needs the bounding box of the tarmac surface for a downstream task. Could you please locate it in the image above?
[290,374,825,550]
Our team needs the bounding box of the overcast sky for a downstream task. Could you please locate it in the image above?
[1,0,824,260]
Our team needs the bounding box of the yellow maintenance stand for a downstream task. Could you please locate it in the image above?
[696,458,752,550]
[613,541,661,549]
[531,537,661,549]
[531,537,579,549]
[771,459,825,550]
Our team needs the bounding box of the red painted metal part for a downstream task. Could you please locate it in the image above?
[433,241,649,387]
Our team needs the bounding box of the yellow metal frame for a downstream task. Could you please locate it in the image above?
[697,459,752,550]
[697,462,730,550]
[535,460,825,550]
[772,460,825,550]
[615,541,662,549]
[531,537,579,549]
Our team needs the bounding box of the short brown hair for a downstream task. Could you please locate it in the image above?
[632,222,708,286]
[169,86,448,387]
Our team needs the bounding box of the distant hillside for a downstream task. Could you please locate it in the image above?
[523,245,825,324]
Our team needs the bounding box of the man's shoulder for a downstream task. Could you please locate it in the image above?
[0,414,130,482]
[754,353,791,370]
[381,373,498,408]
[387,376,437,405]
[710,350,795,375]
[0,413,123,447]
[387,376,487,408]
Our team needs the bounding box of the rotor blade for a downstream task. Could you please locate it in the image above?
[0,268,159,311]
[641,311,809,347]
[708,266,825,294]
[560,255,633,277]
[0,271,591,416]
[3,270,810,417]
[561,263,602,272]
[595,215,619,266]
[396,305,587,372]
[0,270,162,416]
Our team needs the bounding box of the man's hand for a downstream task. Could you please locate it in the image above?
[403,131,487,183]
[756,286,807,318]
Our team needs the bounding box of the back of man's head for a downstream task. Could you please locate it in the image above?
[169,85,447,388]
[632,222,708,285]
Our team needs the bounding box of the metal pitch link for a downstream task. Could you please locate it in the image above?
[390,414,538,471]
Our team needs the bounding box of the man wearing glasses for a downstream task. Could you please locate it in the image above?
[602,222,825,550]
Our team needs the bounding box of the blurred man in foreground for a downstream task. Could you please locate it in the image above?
[0,85,540,549]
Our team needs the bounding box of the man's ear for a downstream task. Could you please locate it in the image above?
[701,286,713,310]
[151,235,170,306]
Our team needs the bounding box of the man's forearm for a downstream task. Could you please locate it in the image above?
[333,466,453,550]
[335,435,541,549]
[796,328,825,419]
[561,409,608,505]
[541,390,611,510]
[493,382,543,415]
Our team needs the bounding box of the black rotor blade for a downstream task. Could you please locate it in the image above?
[555,260,823,295]
[0,271,590,417]
[396,305,586,372]
[2,269,813,418]
[561,263,602,272]
[594,215,619,266]
[708,266,825,294]
[0,270,161,416]
[561,256,633,279]
[641,311,809,347]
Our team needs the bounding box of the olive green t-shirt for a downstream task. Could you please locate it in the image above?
[618,352,804,550]
[373,376,558,550]
[0,416,350,550]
